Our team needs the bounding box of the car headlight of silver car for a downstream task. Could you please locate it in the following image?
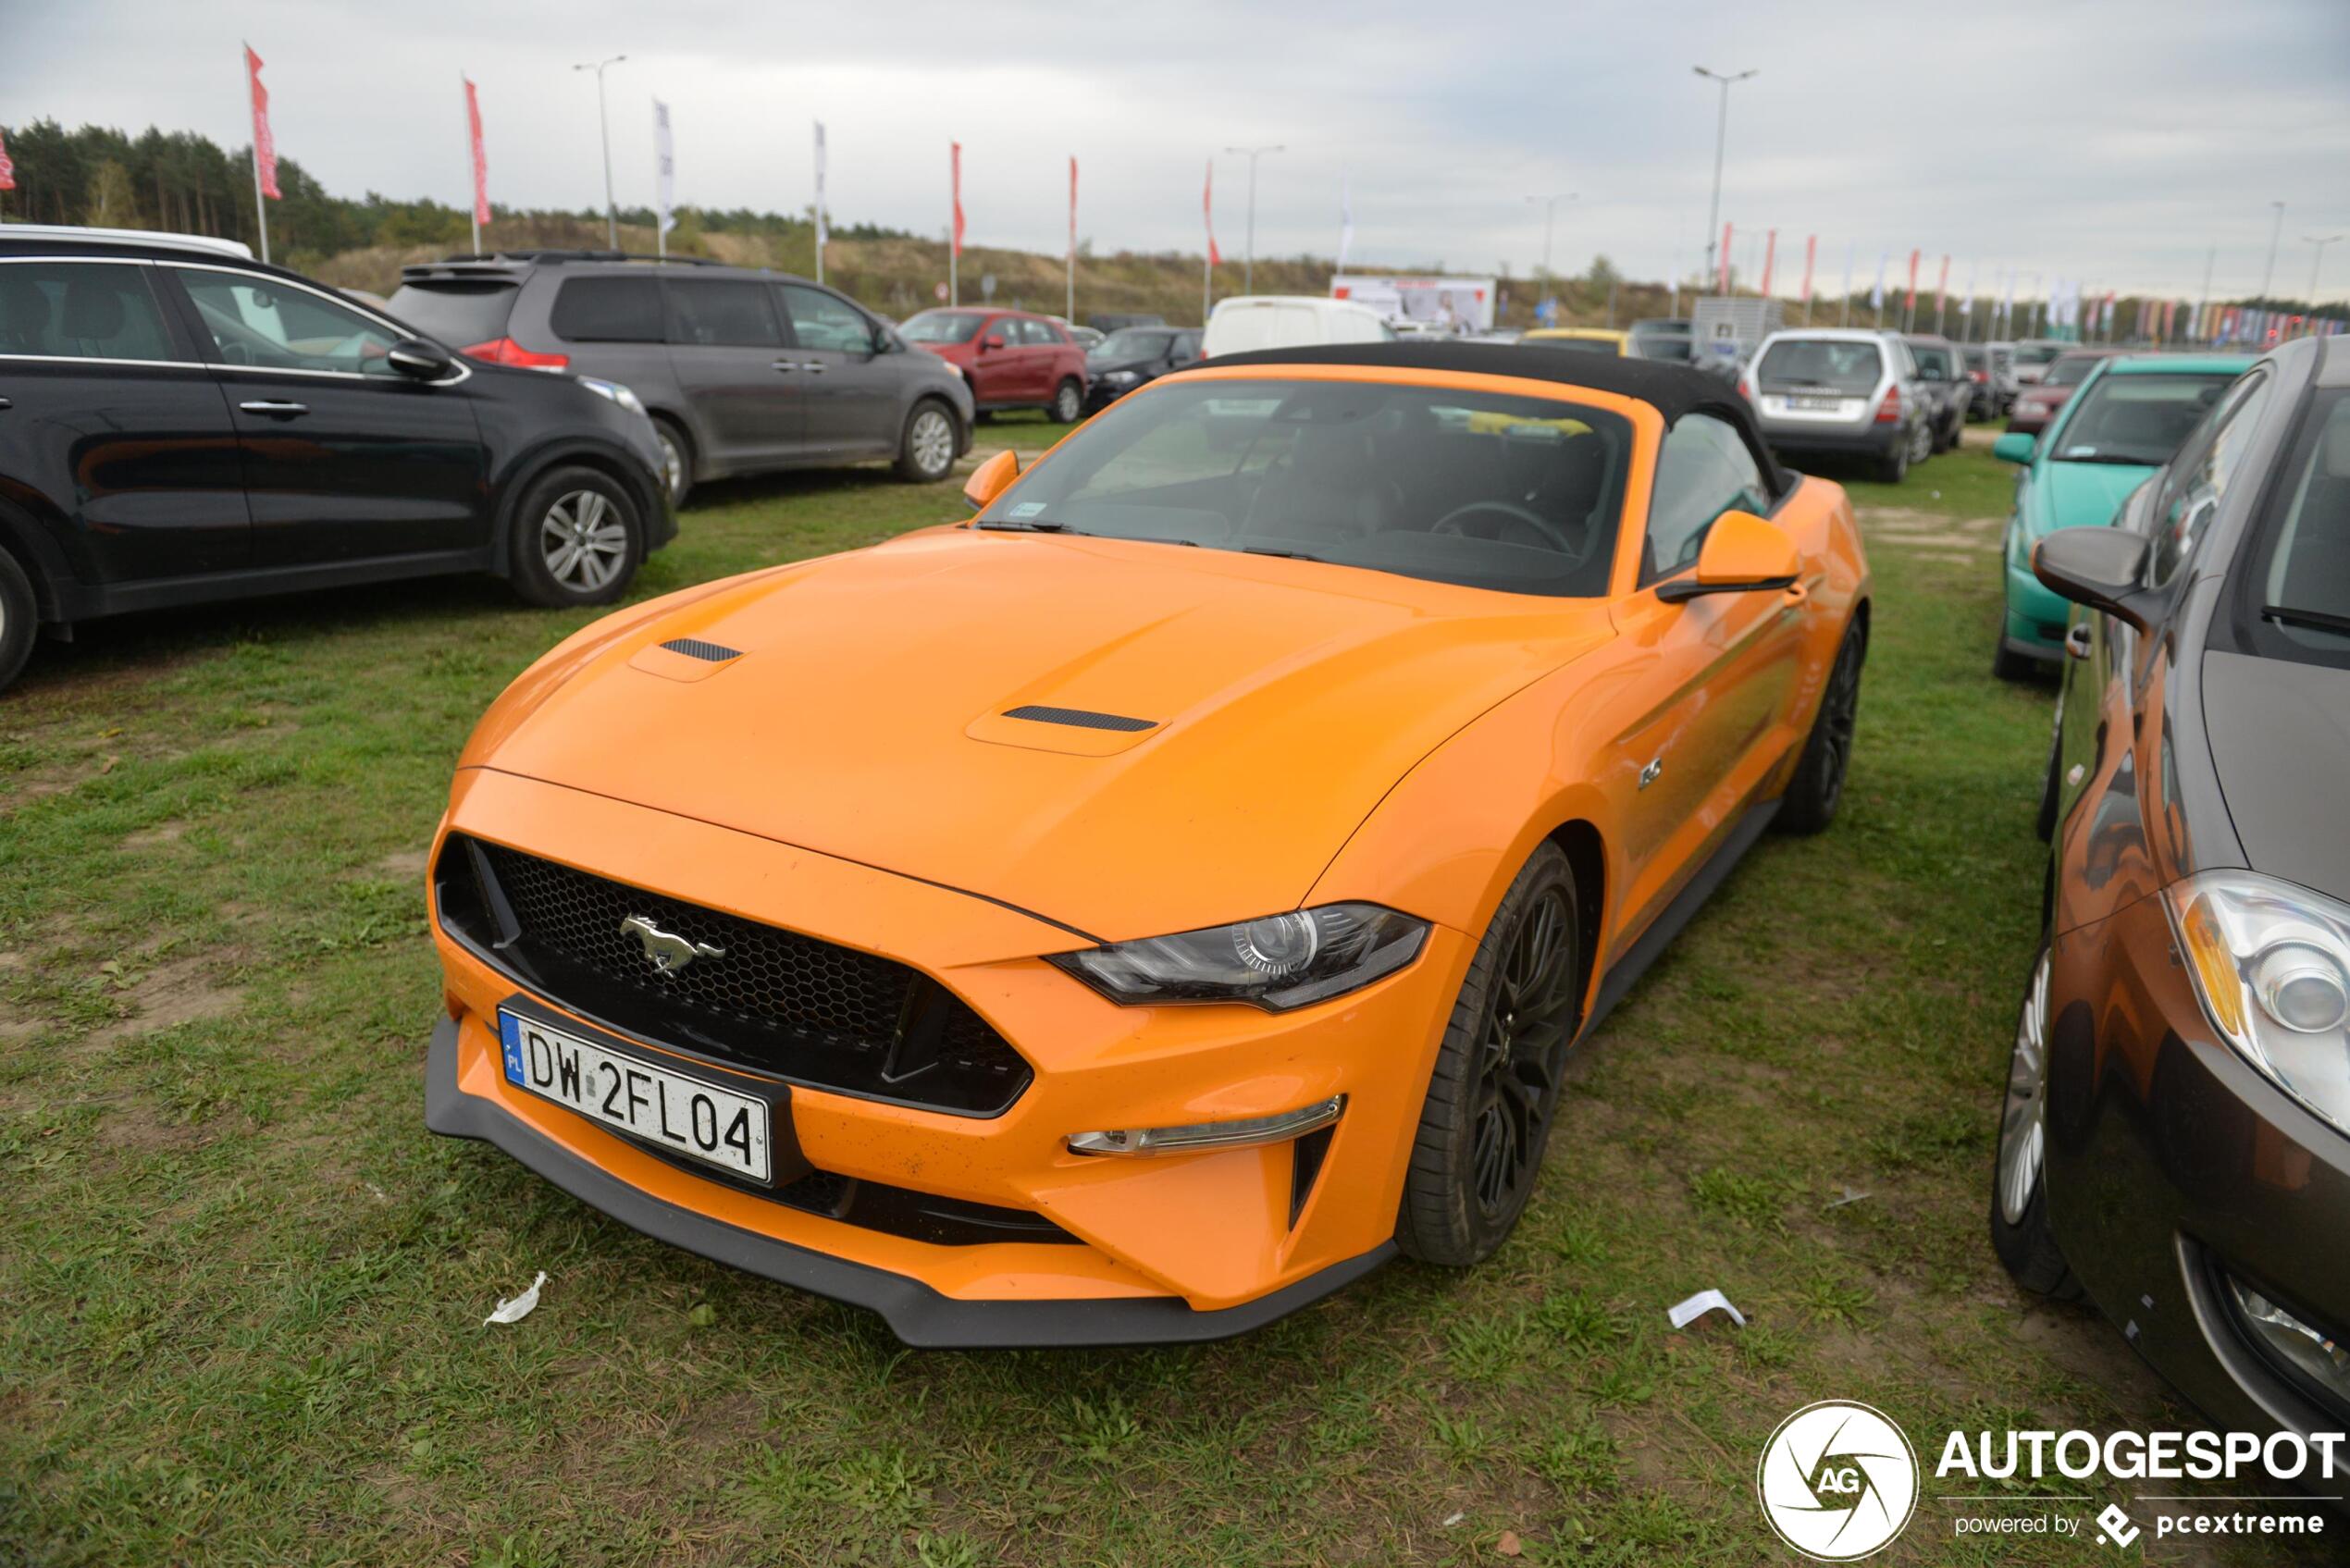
[2166,870,2350,1137]
[575,376,647,416]
[1048,904,1429,1011]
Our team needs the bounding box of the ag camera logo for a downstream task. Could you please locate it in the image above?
[1757,1400,1921,1561]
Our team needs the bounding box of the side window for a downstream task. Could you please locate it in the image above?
[2151,373,2272,586]
[1170,332,1201,364]
[664,280,782,349]
[549,277,664,343]
[0,262,177,362]
[1645,414,1770,582]
[172,268,399,374]
[776,285,875,354]
[1018,318,1061,348]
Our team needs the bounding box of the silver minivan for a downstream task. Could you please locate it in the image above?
[390,253,974,505]
[1742,328,1935,483]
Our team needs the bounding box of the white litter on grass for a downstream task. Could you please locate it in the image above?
[483,1271,548,1326]
[1441,1512,1466,1527]
[1825,1187,1870,1209]
[1666,1289,1747,1330]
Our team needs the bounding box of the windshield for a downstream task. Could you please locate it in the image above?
[1631,334,1694,362]
[2015,342,2068,367]
[1757,340,1882,394]
[899,310,988,344]
[1092,328,1173,362]
[385,281,513,346]
[2245,389,2350,668]
[1962,347,1987,369]
[973,377,1631,597]
[2049,373,2232,467]
[2045,355,2104,387]
[1909,344,1954,379]
[1539,336,1620,355]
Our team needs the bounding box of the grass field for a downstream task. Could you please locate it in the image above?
[0,436,2301,1566]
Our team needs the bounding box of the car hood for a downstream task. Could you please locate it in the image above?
[2024,459,2156,537]
[1086,357,1154,376]
[2201,651,2350,904]
[475,528,1615,942]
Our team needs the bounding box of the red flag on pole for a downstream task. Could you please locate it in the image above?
[1800,235,1816,302]
[1717,222,1733,293]
[246,44,280,200]
[1205,159,1220,268]
[1903,249,1919,312]
[950,142,965,257]
[464,77,489,228]
[0,128,14,193]
[1934,254,1949,313]
[1760,229,1776,297]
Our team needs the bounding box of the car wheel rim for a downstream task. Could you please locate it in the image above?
[1998,950,2053,1226]
[1815,634,1862,812]
[912,410,953,475]
[1468,887,1577,1222]
[1056,383,1080,421]
[656,432,686,503]
[539,489,627,593]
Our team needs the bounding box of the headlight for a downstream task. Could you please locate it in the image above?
[1048,904,1429,1011]
[576,376,647,416]
[1103,369,1139,385]
[2165,870,2350,1137]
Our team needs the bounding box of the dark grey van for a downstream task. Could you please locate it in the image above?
[390,252,974,505]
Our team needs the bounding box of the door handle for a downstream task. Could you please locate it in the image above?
[240,400,309,416]
[0,397,12,411]
[798,361,827,375]
[2065,623,2093,661]
[771,360,799,373]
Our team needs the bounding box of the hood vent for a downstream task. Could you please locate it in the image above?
[661,637,742,662]
[1002,704,1156,733]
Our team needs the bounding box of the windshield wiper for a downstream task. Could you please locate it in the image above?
[974,519,1085,534]
[1240,545,1328,563]
[2264,603,2350,637]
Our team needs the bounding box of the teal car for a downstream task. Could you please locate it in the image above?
[1991,353,2253,679]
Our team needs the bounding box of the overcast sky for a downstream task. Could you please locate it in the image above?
[6,0,2347,302]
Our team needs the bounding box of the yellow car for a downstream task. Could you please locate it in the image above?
[424,344,1871,1346]
[1523,327,1630,356]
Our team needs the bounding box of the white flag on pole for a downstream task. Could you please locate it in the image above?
[1337,174,1354,273]
[812,119,827,283]
[1960,261,1976,316]
[1869,248,1887,310]
[653,99,676,237]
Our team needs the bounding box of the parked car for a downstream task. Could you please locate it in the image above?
[2007,349,2122,436]
[2010,337,2073,387]
[1522,327,1628,356]
[1741,328,1935,482]
[390,252,972,507]
[899,306,1090,424]
[1994,332,2350,1463]
[1088,313,1165,335]
[424,343,1870,1346]
[0,229,675,695]
[1082,325,1203,413]
[1049,316,1105,351]
[1962,341,2018,419]
[1627,318,1696,363]
[1201,295,1393,357]
[1902,334,1970,451]
[1988,353,2250,678]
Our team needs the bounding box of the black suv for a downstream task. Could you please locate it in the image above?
[0,228,674,694]
[390,252,974,507]
[1082,326,1203,413]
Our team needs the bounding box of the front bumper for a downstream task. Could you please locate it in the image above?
[2046,892,2350,1450]
[2002,542,2072,658]
[421,768,1465,1345]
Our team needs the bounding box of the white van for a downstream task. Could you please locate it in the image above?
[1202,295,1395,358]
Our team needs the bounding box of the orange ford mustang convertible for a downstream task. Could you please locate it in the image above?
[424,344,1870,1346]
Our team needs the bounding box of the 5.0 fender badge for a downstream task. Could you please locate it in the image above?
[619,914,726,976]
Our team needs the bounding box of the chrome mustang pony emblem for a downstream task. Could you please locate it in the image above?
[619,914,726,976]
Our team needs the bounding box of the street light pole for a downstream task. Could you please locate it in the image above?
[1223,144,1283,294]
[2307,235,2342,323]
[2258,199,2285,302]
[1693,66,1756,296]
[1526,191,1576,300]
[573,55,626,250]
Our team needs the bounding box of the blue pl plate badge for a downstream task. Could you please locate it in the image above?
[500,1012,528,1084]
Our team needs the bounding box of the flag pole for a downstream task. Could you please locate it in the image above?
[245,43,270,265]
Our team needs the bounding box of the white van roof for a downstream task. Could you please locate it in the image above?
[1204,295,1391,356]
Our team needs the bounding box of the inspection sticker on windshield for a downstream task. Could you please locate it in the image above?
[1009,501,1048,519]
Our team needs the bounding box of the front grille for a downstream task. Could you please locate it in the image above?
[436,833,1032,1116]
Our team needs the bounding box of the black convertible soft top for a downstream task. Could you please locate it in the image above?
[1195,341,1792,497]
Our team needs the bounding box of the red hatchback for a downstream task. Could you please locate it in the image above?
[2006,349,2120,436]
[899,308,1090,423]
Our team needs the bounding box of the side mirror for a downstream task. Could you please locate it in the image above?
[2032,526,2158,632]
[387,338,454,381]
[983,334,1008,352]
[964,449,1019,511]
[1657,511,1800,603]
[1992,431,2037,464]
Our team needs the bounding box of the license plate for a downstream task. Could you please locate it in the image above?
[1791,395,1841,412]
[499,1008,774,1182]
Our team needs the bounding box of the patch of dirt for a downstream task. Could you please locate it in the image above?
[1858,508,2004,554]
[373,846,431,881]
[120,820,188,852]
[78,952,247,1051]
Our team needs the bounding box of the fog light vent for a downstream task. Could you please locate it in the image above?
[1069,1096,1342,1156]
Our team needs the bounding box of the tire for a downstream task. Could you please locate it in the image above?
[0,548,37,696]
[1048,377,1083,425]
[1775,618,1864,835]
[1990,944,2083,1299]
[507,465,644,609]
[1396,842,1582,1267]
[1874,432,1909,484]
[1910,418,1935,465]
[895,400,959,484]
[650,417,693,510]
